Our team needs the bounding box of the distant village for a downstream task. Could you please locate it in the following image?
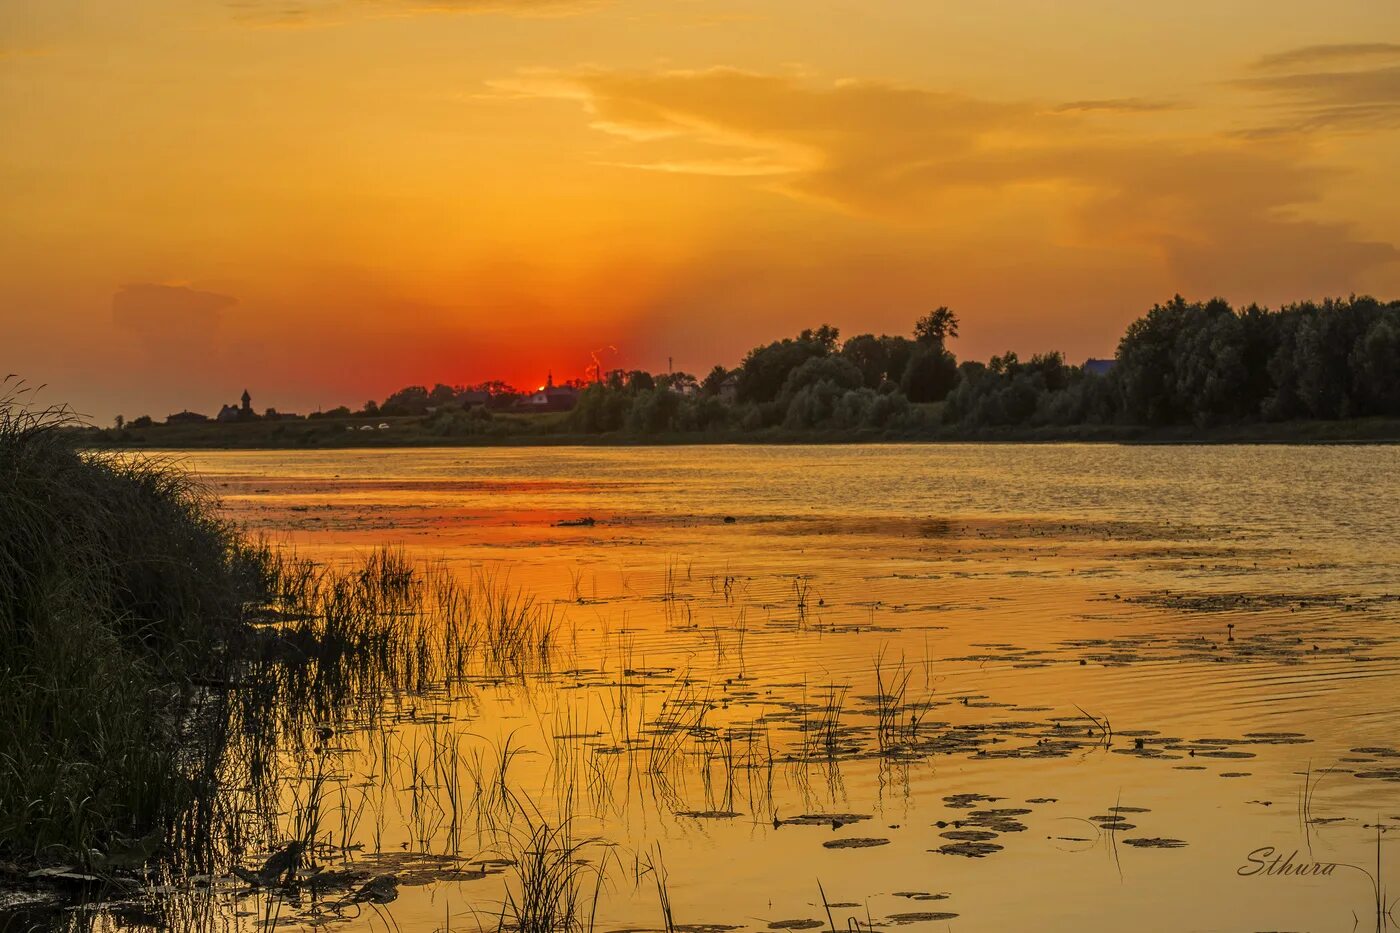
[145,371,621,429]
[137,358,1117,430]
[101,297,1400,438]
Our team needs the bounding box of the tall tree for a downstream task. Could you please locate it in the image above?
[901,343,959,402]
[914,307,960,345]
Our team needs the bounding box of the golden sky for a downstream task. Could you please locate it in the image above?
[2,0,1398,419]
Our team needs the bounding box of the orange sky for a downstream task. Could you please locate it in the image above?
[2,0,1398,420]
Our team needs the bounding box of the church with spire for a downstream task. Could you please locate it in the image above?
[216,389,257,423]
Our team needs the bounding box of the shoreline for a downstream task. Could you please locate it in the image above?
[73,416,1400,450]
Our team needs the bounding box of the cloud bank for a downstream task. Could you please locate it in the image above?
[503,67,1397,296]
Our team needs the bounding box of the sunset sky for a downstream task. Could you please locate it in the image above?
[3,0,1399,420]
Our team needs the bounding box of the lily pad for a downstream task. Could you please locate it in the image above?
[822,837,890,849]
[934,841,1003,858]
[782,813,872,827]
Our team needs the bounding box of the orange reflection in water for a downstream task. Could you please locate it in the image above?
[161,444,1400,932]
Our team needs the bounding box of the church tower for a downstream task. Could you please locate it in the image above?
[240,389,252,415]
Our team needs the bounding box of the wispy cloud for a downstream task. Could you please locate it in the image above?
[1054,97,1180,113]
[502,66,1397,295]
[1250,43,1400,72]
[1234,61,1400,136]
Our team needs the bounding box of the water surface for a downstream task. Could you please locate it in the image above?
[167,444,1400,932]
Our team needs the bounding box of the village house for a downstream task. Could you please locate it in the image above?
[1082,358,1117,376]
[165,410,209,425]
[519,373,579,412]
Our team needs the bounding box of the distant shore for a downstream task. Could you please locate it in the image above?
[74,415,1400,449]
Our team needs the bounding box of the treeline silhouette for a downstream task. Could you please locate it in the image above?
[317,295,1400,438]
[562,296,1400,435]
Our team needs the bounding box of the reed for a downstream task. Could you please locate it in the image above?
[638,844,676,933]
[0,379,275,868]
[871,649,933,753]
[799,685,849,759]
[0,380,575,881]
[498,815,602,933]
[793,576,811,626]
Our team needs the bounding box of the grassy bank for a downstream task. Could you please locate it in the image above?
[73,412,1400,449]
[1,384,565,883]
[0,388,276,869]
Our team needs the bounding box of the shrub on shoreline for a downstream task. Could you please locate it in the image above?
[0,383,273,866]
[2,382,564,873]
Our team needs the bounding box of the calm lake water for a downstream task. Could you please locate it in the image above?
[166,444,1400,931]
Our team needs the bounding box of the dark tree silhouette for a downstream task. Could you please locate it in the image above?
[914,307,959,345]
[308,295,1400,440]
[701,366,730,396]
[735,326,839,403]
[840,334,890,388]
[901,344,959,402]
